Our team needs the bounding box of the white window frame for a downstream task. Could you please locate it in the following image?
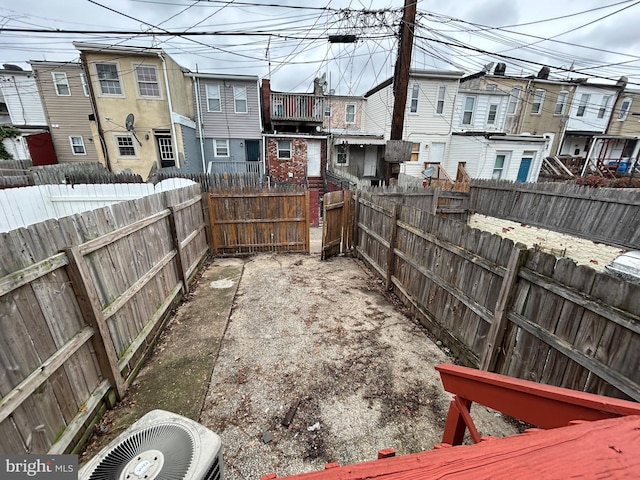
[52,72,71,96]
[134,65,160,98]
[554,91,568,115]
[462,96,476,125]
[531,89,546,114]
[115,135,136,157]
[618,97,632,121]
[277,140,291,159]
[576,93,590,117]
[206,84,221,112]
[409,84,419,113]
[597,95,611,119]
[324,104,332,117]
[410,142,420,161]
[234,85,247,113]
[493,151,511,179]
[487,104,499,125]
[507,87,521,115]
[80,73,89,97]
[96,63,122,96]
[345,103,356,124]
[336,144,349,166]
[213,139,229,157]
[69,136,86,155]
[435,85,446,115]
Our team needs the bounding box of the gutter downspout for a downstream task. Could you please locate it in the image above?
[80,53,111,170]
[193,76,207,173]
[256,77,266,178]
[159,53,179,168]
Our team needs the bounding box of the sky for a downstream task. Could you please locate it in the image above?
[2,0,640,95]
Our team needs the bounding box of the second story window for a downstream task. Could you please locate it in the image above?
[324,104,332,117]
[96,63,122,95]
[206,84,221,112]
[462,96,476,125]
[487,104,498,125]
[80,73,89,96]
[554,91,568,115]
[234,86,247,113]
[135,65,160,97]
[409,84,419,113]
[531,89,545,114]
[618,97,632,120]
[435,85,446,114]
[277,140,291,159]
[507,87,521,114]
[598,95,612,119]
[345,103,356,124]
[52,72,70,96]
[577,93,590,117]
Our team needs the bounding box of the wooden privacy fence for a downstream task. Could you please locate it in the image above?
[209,189,310,255]
[354,191,640,401]
[322,190,354,259]
[470,180,640,250]
[0,184,208,455]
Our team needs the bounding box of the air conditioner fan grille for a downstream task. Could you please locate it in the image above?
[87,423,195,480]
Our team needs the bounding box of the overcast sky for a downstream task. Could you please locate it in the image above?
[2,0,640,94]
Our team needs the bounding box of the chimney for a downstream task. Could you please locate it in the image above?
[261,78,272,132]
[494,63,506,76]
[537,66,550,80]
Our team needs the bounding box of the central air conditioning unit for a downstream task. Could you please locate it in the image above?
[79,410,223,480]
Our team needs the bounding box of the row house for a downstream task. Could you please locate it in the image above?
[601,88,640,173]
[0,65,57,165]
[190,73,262,175]
[260,78,326,226]
[29,61,99,164]
[74,42,196,179]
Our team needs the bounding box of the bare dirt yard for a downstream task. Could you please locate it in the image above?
[199,252,517,479]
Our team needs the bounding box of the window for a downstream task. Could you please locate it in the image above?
[213,139,229,157]
[135,65,160,97]
[493,152,510,179]
[577,93,590,117]
[507,87,521,114]
[409,84,419,113]
[410,142,420,161]
[80,73,89,96]
[69,136,86,155]
[234,86,247,113]
[618,97,632,120]
[345,103,356,124]
[52,72,70,96]
[156,135,175,167]
[462,96,475,125]
[115,135,135,156]
[324,104,332,116]
[277,140,291,159]
[336,144,348,165]
[598,95,612,119]
[487,104,499,125]
[96,63,122,95]
[435,85,446,114]
[554,91,568,115]
[206,84,221,112]
[531,89,545,114]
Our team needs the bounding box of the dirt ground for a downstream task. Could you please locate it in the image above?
[199,252,517,479]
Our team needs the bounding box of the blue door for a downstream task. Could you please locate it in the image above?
[246,140,260,161]
[517,157,532,182]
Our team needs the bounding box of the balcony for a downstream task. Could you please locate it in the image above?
[270,93,324,123]
[207,160,263,176]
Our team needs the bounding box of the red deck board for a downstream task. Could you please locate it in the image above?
[269,415,640,479]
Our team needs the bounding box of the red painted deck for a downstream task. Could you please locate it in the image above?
[265,415,640,479]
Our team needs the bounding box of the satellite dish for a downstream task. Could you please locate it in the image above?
[421,166,436,178]
[125,113,135,132]
[125,113,142,146]
[320,72,327,85]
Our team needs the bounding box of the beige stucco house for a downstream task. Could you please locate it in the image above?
[74,43,196,178]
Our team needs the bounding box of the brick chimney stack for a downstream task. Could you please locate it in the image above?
[261,78,272,132]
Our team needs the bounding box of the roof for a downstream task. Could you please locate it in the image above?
[364,69,465,98]
[28,60,82,69]
[188,72,259,82]
[73,42,165,57]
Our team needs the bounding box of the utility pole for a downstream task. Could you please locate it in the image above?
[390,0,417,141]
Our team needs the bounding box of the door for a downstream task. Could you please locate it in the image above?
[322,190,353,259]
[430,142,446,163]
[517,157,532,182]
[364,145,377,177]
[246,140,260,161]
[307,140,321,177]
[25,132,57,165]
[155,134,175,168]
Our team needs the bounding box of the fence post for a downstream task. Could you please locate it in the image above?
[64,246,125,400]
[167,206,188,294]
[480,243,529,371]
[431,187,440,216]
[304,190,311,253]
[208,193,220,255]
[386,202,401,290]
[353,190,360,257]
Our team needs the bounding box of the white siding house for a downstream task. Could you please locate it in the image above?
[0,69,47,127]
[452,90,509,133]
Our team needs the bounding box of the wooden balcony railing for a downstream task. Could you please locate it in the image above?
[207,160,263,176]
[270,93,324,122]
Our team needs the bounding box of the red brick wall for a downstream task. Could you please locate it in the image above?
[266,137,308,185]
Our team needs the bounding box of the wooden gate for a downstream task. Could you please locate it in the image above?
[322,190,354,259]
